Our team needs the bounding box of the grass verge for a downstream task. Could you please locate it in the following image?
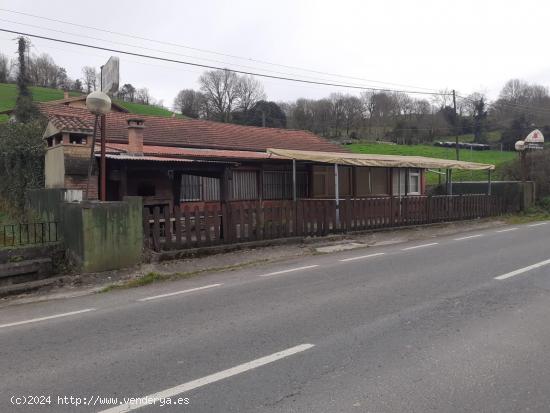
[98,258,270,293]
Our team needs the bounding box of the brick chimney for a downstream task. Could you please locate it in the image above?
[127,118,145,155]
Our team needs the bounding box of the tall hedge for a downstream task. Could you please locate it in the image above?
[0,118,46,210]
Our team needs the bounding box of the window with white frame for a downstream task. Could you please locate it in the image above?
[408,169,420,195]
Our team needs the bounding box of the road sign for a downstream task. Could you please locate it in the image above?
[101,56,119,95]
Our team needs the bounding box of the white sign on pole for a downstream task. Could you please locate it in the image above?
[101,56,119,95]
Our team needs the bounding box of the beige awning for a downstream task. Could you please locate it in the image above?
[267,148,495,171]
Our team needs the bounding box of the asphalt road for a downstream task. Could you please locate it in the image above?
[1,222,550,413]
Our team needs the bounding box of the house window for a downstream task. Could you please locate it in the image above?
[409,169,420,195]
[180,175,220,202]
[263,170,308,200]
[230,170,259,200]
[180,174,202,201]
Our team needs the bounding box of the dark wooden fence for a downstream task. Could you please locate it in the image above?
[0,222,59,248]
[144,195,513,251]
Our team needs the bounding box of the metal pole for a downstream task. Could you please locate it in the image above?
[453,89,459,161]
[487,169,492,195]
[100,114,107,201]
[85,115,100,200]
[335,163,340,228]
[292,159,297,201]
[449,169,453,195]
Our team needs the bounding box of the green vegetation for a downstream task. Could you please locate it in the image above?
[505,197,550,224]
[439,131,502,143]
[0,83,178,121]
[114,100,178,117]
[0,83,81,121]
[347,142,516,184]
[99,259,270,293]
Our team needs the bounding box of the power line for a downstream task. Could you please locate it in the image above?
[0,28,450,96]
[0,8,439,93]
[0,17,436,92]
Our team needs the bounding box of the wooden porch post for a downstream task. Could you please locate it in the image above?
[292,159,297,201]
[335,163,340,228]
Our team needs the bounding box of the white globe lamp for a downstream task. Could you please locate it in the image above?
[86,91,112,115]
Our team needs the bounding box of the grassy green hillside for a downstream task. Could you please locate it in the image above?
[0,83,81,121]
[347,142,516,184]
[0,83,177,121]
[114,100,179,117]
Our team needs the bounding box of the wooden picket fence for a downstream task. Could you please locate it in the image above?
[144,195,513,251]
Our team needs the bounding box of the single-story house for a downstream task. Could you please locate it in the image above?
[6,96,495,213]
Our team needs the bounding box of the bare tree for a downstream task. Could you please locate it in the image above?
[235,75,266,113]
[82,66,98,93]
[135,87,151,104]
[199,69,239,122]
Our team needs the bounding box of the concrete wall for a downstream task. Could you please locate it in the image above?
[60,197,143,272]
[27,189,143,272]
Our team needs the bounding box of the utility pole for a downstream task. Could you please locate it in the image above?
[453,89,459,161]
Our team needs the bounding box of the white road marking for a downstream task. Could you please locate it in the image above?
[97,343,315,413]
[138,284,222,302]
[494,258,550,280]
[453,234,483,241]
[258,265,319,277]
[496,227,518,233]
[401,242,439,251]
[339,252,386,262]
[0,308,96,329]
[528,222,548,227]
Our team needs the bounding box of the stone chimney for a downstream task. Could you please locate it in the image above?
[127,118,145,155]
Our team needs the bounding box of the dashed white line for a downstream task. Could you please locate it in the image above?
[97,343,315,413]
[454,234,483,241]
[496,227,518,233]
[494,258,550,280]
[528,222,548,227]
[339,252,386,262]
[138,284,223,301]
[0,308,96,329]
[258,265,319,277]
[401,242,439,251]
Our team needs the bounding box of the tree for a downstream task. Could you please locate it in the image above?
[199,69,239,122]
[173,89,205,118]
[235,75,265,113]
[233,100,286,128]
[500,114,531,150]
[0,119,46,208]
[118,83,136,102]
[82,66,98,93]
[73,78,83,92]
[135,87,151,104]
[0,53,9,83]
[13,37,39,123]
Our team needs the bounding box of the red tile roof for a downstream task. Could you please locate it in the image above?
[39,103,346,153]
[50,115,94,133]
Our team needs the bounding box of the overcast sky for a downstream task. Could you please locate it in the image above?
[0,0,548,109]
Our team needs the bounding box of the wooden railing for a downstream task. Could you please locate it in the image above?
[144,195,513,251]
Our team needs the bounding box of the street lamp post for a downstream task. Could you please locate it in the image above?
[85,91,111,200]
